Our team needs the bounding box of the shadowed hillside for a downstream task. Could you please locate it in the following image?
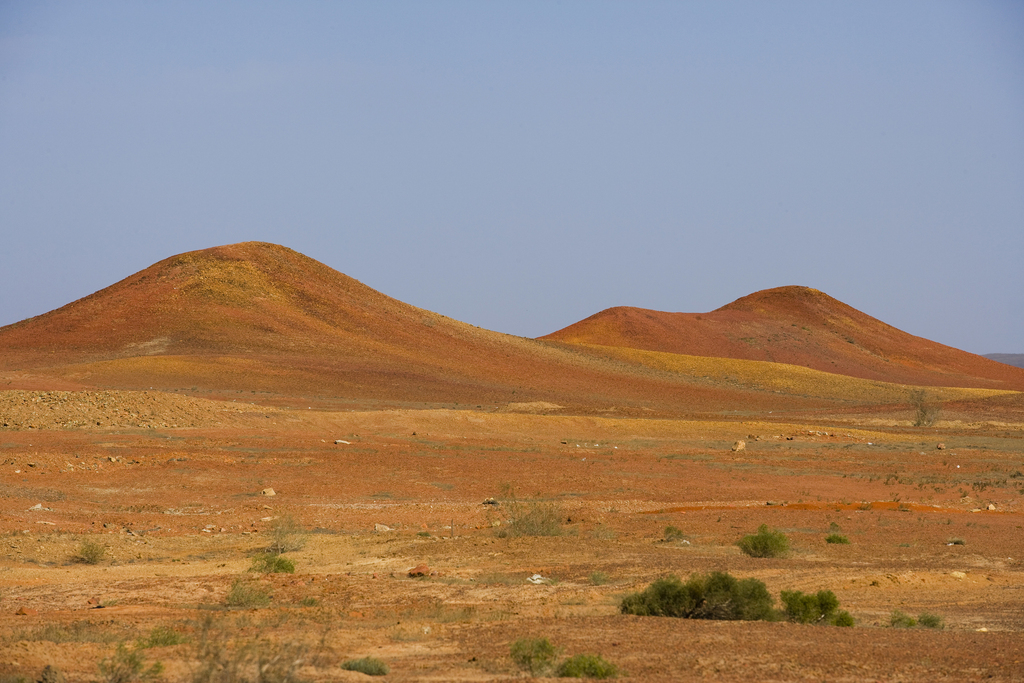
[541,286,1024,391]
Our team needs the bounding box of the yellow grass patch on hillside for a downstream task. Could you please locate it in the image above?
[582,343,1016,404]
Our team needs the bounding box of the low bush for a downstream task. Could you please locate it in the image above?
[825,533,850,544]
[495,486,563,538]
[663,525,685,541]
[890,609,917,628]
[250,553,295,574]
[267,515,307,554]
[189,615,316,683]
[510,637,558,675]
[620,572,775,621]
[224,579,271,608]
[557,653,618,679]
[737,525,789,558]
[589,571,610,586]
[98,642,163,683]
[137,625,186,648]
[341,657,389,676]
[780,590,852,626]
[77,540,106,565]
[917,612,944,629]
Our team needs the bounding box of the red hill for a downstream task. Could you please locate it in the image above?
[541,286,1024,391]
[0,242,787,413]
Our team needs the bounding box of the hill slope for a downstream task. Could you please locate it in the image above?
[541,287,1024,391]
[0,242,794,413]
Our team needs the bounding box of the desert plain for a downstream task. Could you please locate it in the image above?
[1,242,1022,682]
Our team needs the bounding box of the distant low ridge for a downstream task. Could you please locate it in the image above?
[984,354,1024,370]
[541,286,1024,391]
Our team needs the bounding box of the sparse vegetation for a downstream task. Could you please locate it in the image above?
[589,571,610,586]
[557,653,618,678]
[738,525,789,558]
[663,525,685,541]
[341,657,389,676]
[11,621,122,644]
[510,637,558,675]
[98,642,163,683]
[890,609,917,628]
[825,533,850,544]
[225,579,271,608]
[910,389,939,427]
[138,625,187,649]
[620,572,776,621]
[250,553,295,574]
[77,540,106,565]
[267,515,307,554]
[890,609,943,629]
[495,485,562,538]
[189,615,316,682]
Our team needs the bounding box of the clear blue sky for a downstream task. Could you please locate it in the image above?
[2,1,1022,354]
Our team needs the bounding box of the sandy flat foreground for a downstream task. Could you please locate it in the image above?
[1,398,1022,681]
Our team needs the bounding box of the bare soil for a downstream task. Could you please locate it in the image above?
[1,395,1022,681]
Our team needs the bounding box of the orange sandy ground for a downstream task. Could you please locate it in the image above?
[1,401,1022,681]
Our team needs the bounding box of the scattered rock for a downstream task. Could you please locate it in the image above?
[766,501,783,507]
[87,597,101,607]
[334,440,350,445]
[28,503,42,511]
[526,574,549,584]
[987,503,996,511]
[937,443,946,450]
[482,498,499,506]
[15,606,37,616]
[407,564,430,577]
[731,440,745,452]
[950,571,966,580]
[374,523,393,533]
[260,488,276,497]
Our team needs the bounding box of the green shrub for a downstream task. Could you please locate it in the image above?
[917,612,944,629]
[780,589,844,624]
[557,653,618,678]
[98,642,163,683]
[589,571,610,586]
[831,610,855,627]
[341,657,389,676]
[510,637,558,675]
[77,540,106,565]
[738,525,789,558]
[620,572,775,621]
[250,553,295,574]
[663,525,685,541]
[825,534,850,544]
[890,609,916,628]
[137,625,186,648]
[224,579,271,608]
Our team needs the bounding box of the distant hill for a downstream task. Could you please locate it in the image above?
[985,354,1024,369]
[0,242,800,413]
[3,246,1017,413]
[542,286,1024,391]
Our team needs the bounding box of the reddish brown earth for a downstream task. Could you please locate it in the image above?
[0,243,1022,681]
[541,288,1024,391]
